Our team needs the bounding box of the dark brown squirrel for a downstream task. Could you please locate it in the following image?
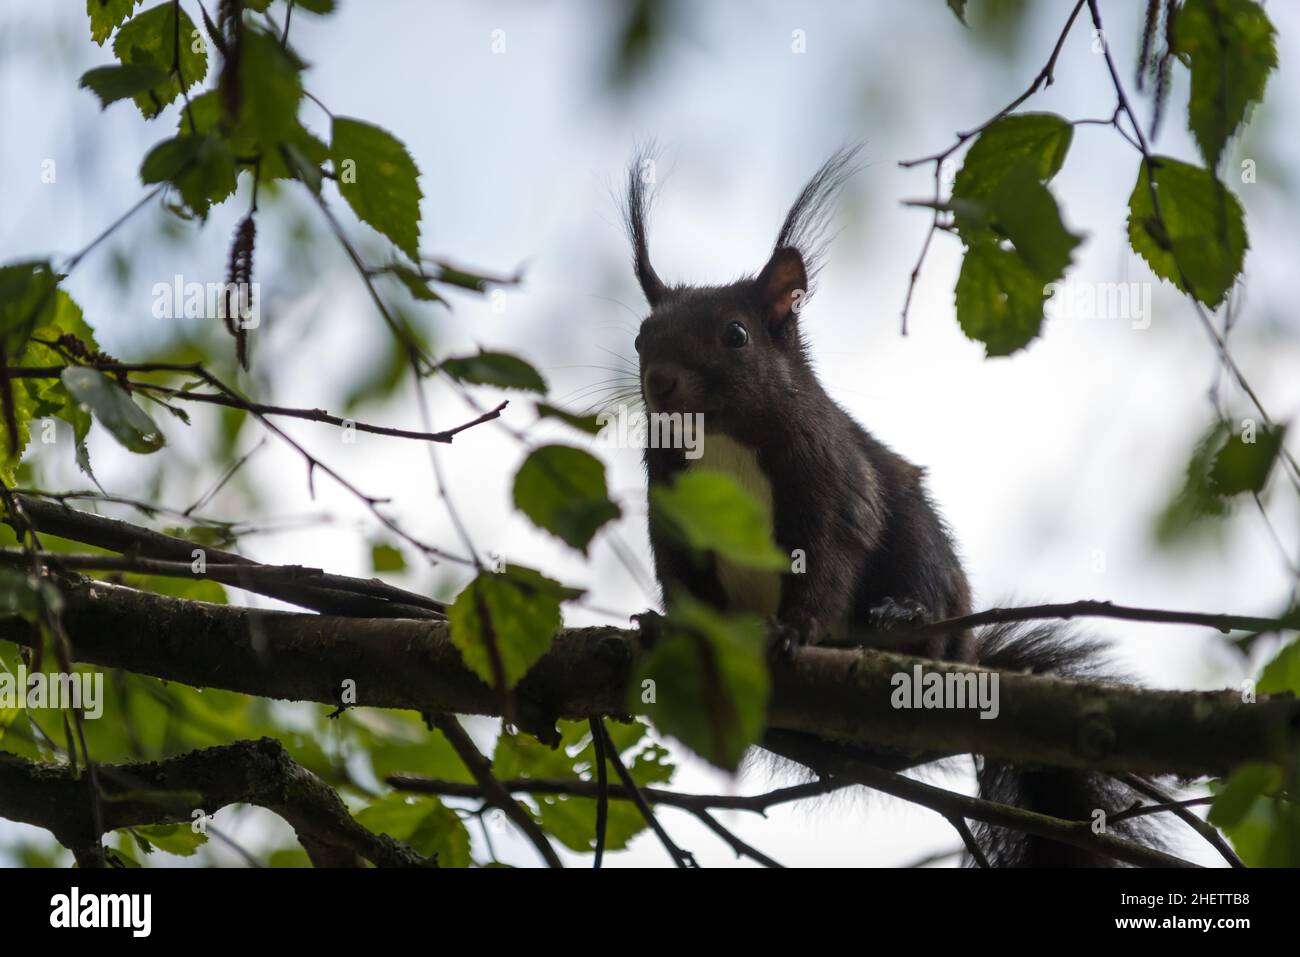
[623,146,1164,867]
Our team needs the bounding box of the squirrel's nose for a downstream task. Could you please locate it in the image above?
[644,365,679,403]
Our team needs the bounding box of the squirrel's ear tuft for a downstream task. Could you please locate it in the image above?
[757,247,808,334]
[624,148,668,308]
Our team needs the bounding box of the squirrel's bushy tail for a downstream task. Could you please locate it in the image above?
[970,621,1165,867]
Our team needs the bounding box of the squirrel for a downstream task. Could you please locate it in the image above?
[623,146,1164,866]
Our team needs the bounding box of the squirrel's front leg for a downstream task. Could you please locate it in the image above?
[775,543,856,649]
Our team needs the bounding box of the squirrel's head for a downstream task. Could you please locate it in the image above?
[625,147,861,442]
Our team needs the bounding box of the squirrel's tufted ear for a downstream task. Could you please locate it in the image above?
[757,246,808,335]
[625,150,668,308]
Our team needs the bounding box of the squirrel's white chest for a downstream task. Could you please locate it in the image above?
[687,435,782,618]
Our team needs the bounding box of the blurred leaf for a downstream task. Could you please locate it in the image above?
[1155,420,1232,543]
[183,90,327,186]
[1210,763,1283,827]
[536,402,602,435]
[630,596,769,772]
[122,573,227,605]
[355,711,474,783]
[1209,423,1285,495]
[946,0,968,25]
[370,543,405,573]
[228,28,306,151]
[513,445,620,553]
[651,469,786,570]
[332,117,423,261]
[382,263,443,303]
[112,2,207,118]
[1176,0,1277,171]
[355,794,469,866]
[447,565,581,690]
[491,723,665,853]
[79,63,170,108]
[441,351,546,393]
[130,823,208,857]
[0,568,41,623]
[1127,157,1247,307]
[87,0,142,45]
[61,367,166,454]
[1210,763,1300,866]
[140,133,239,218]
[609,0,665,89]
[1257,639,1300,695]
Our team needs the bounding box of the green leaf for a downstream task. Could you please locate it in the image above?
[513,445,620,553]
[0,262,62,482]
[1175,0,1277,170]
[1127,157,1247,307]
[447,565,581,691]
[61,367,166,454]
[332,117,423,261]
[1210,423,1285,495]
[1155,421,1233,544]
[140,133,238,218]
[79,63,170,108]
[949,115,1078,356]
[228,28,306,150]
[130,823,208,857]
[946,0,968,26]
[383,263,444,303]
[536,402,602,435]
[112,2,208,119]
[983,158,1083,281]
[87,0,142,45]
[651,469,787,570]
[0,569,42,623]
[355,795,470,866]
[371,543,405,573]
[1257,638,1300,695]
[25,292,100,479]
[1209,762,1280,828]
[0,260,60,343]
[952,112,1073,200]
[182,90,327,186]
[441,351,546,393]
[630,596,769,771]
[491,722,668,853]
[954,238,1051,358]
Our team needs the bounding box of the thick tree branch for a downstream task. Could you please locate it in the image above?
[8,494,445,620]
[0,738,432,867]
[1,578,1295,780]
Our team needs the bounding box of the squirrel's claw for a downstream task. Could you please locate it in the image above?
[865,598,931,631]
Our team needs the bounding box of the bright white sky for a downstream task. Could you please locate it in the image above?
[2,1,1298,867]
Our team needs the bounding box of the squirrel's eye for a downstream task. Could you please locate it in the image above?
[633,333,643,353]
[723,321,749,348]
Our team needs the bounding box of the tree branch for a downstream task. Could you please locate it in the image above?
[0,738,432,867]
[0,579,1295,780]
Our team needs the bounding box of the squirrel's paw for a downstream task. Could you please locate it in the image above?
[766,617,821,664]
[865,598,930,631]
[630,609,667,648]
